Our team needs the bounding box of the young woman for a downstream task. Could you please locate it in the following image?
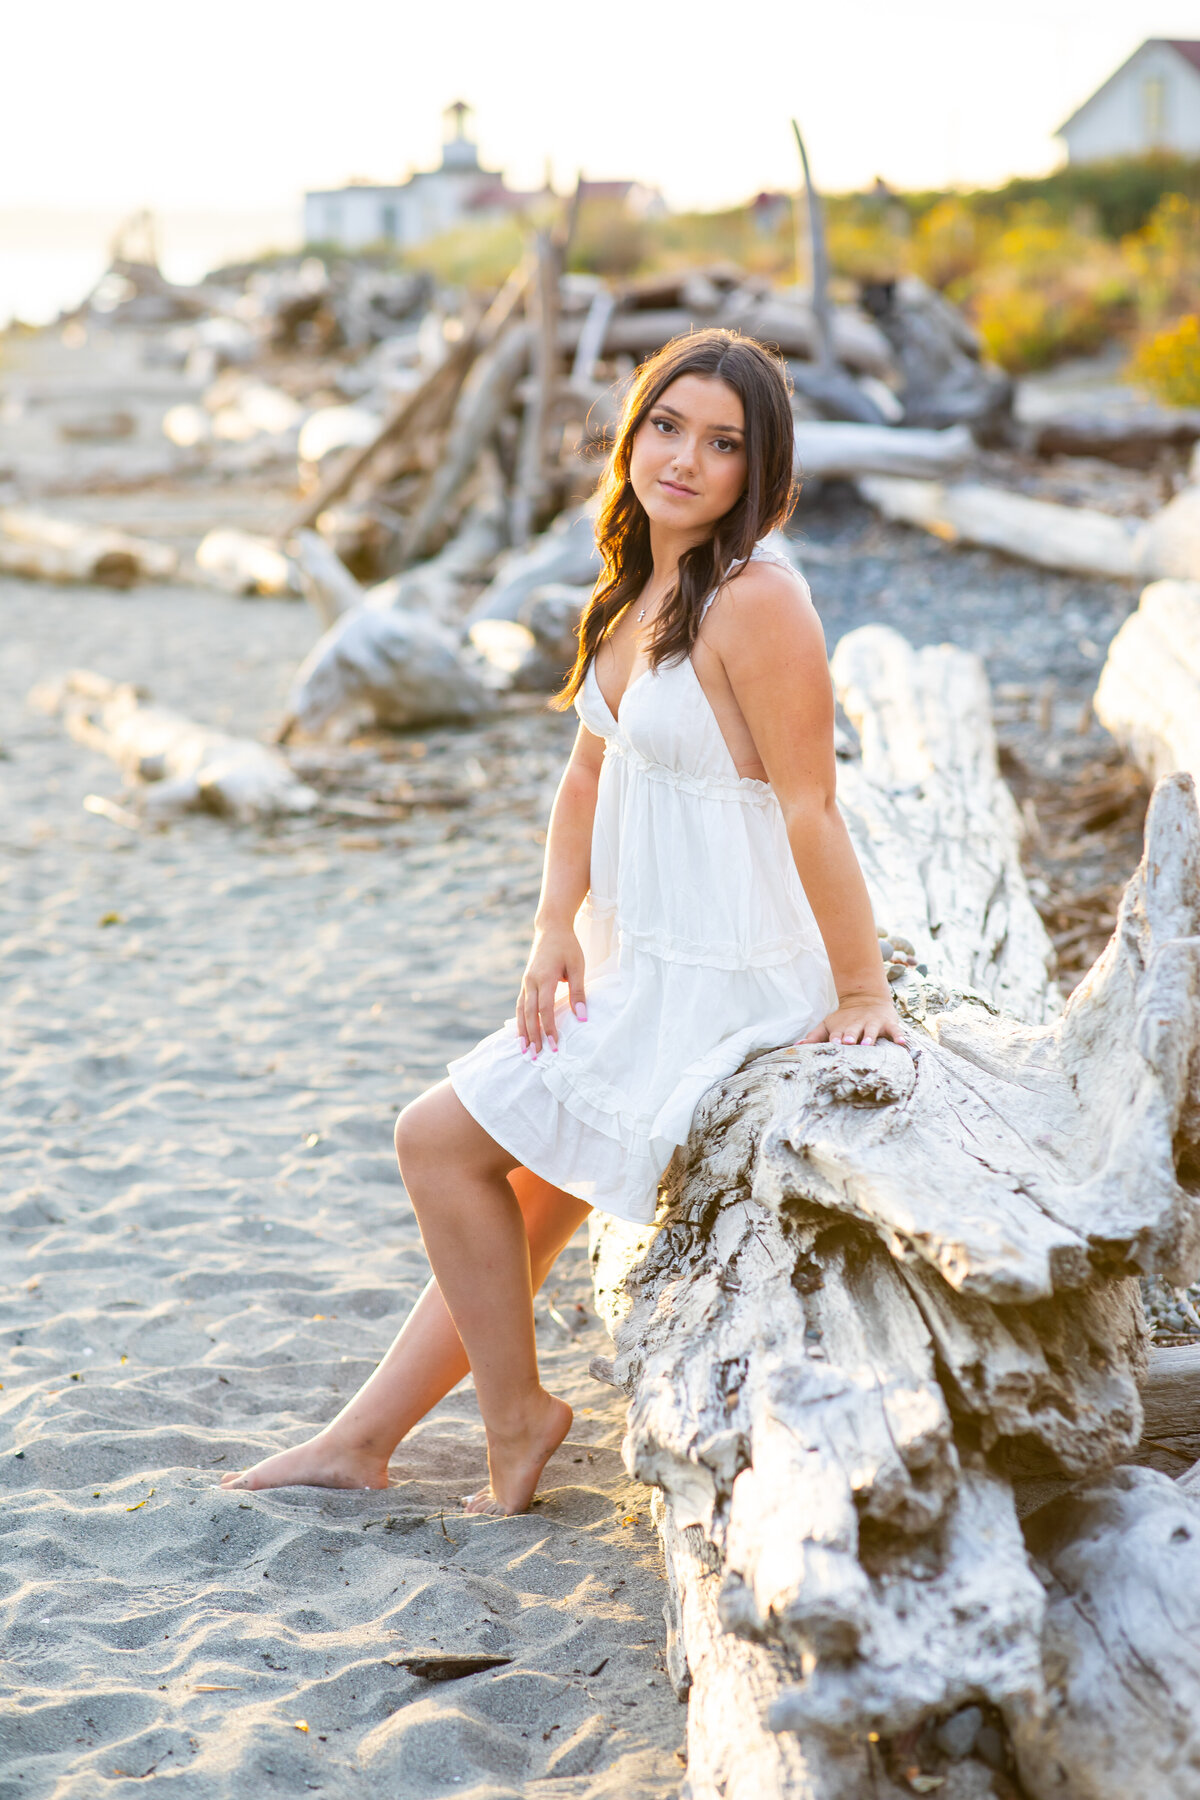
[224,328,904,1514]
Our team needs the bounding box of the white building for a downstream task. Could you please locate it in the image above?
[1057,39,1200,164]
[304,102,530,251]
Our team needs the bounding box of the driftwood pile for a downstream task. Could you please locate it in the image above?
[587,625,1200,1800]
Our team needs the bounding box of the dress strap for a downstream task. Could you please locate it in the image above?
[699,541,792,621]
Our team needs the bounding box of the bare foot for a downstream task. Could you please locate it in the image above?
[462,1392,572,1516]
[220,1432,389,1492]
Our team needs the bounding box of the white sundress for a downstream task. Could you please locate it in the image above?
[447,543,837,1225]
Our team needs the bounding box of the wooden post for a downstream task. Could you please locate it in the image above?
[510,231,562,549]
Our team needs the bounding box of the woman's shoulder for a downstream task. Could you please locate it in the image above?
[714,545,815,619]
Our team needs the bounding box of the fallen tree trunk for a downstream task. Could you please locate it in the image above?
[557,300,894,378]
[0,508,177,588]
[857,476,1140,580]
[1012,1466,1200,1800]
[588,621,1200,1794]
[1033,407,1200,468]
[1094,579,1200,784]
[794,422,973,483]
[31,671,318,822]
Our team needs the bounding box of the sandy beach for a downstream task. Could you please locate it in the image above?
[0,317,1176,1799]
[0,567,686,1797]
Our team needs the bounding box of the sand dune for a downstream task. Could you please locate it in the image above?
[0,578,684,1797]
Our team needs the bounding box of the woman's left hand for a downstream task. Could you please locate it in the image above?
[799,989,908,1050]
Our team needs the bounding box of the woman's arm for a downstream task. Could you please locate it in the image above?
[518,721,605,1057]
[708,563,904,1048]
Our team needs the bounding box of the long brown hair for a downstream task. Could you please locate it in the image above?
[555,328,797,709]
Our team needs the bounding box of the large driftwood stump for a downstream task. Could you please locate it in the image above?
[1095,578,1200,785]
[589,620,1200,1797]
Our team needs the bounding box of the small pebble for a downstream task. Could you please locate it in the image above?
[878,939,894,960]
[891,935,915,956]
[934,1705,983,1761]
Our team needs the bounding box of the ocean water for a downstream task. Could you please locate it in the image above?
[0,209,299,328]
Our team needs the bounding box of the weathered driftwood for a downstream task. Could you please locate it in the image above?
[466,501,600,626]
[794,422,973,484]
[0,508,177,588]
[860,276,1014,441]
[831,626,1055,1019]
[1033,407,1200,469]
[469,582,590,691]
[511,232,562,549]
[283,256,530,537]
[1012,1467,1200,1800]
[656,1496,916,1800]
[57,407,136,442]
[280,599,495,740]
[367,476,507,625]
[1134,1343,1200,1475]
[290,529,364,630]
[283,333,478,538]
[195,528,298,598]
[557,300,893,379]
[588,621,1200,1792]
[397,324,530,565]
[1095,579,1200,784]
[1134,481,1200,582]
[32,671,317,822]
[858,476,1140,580]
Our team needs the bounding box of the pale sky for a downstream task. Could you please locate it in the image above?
[6,0,1199,213]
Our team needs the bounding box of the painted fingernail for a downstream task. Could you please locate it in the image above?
[575,1003,588,1022]
[548,1038,559,1053]
[517,1035,528,1053]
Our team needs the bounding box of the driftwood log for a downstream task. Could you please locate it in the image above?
[280,595,494,740]
[1013,1466,1200,1799]
[555,299,894,379]
[367,478,508,626]
[397,324,530,566]
[31,671,318,822]
[1033,407,1200,469]
[195,528,298,598]
[860,276,1014,441]
[1134,481,1200,582]
[793,423,972,483]
[587,621,1200,1797]
[857,476,1140,580]
[0,508,177,588]
[861,475,1200,586]
[1095,579,1200,785]
[466,501,600,626]
[291,529,364,629]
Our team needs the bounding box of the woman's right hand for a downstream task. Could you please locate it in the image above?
[518,925,587,1057]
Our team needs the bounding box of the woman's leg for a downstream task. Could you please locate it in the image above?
[391,1083,577,1515]
[222,1096,589,1499]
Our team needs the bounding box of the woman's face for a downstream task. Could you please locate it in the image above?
[628,373,747,537]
